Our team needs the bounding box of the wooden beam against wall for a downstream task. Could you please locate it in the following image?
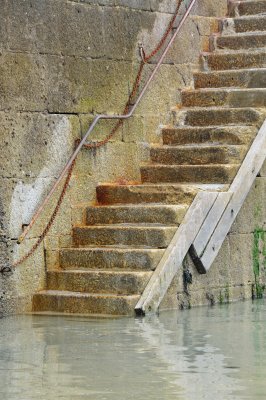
[190,119,266,273]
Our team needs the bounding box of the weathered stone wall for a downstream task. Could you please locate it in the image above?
[161,160,266,311]
[0,0,229,315]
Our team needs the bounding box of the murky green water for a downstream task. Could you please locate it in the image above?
[1,300,266,400]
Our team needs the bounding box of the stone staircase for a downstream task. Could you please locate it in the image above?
[32,0,266,316]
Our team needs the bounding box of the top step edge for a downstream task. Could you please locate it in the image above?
[162,125,258,130]
[195,67,266,74]
[60,247,166,253]
[86,204,189,210]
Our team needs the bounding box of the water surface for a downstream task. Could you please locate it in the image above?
[1,299,266,400]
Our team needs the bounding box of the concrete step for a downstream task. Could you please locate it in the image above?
[73,225,176,248]
[141,164,239,184]
[86,204,187,225]
[201,50,266,71]
[212,32,266,51]
[162,126,257,145]
[220,15,266,34]
[194,69,266,89]
[150,145,246,165]
[47,270,152,295]
[32,290,140,316]
[229,0,266,17]
[182,88,266,108]
[60,247,164,271]
[173,107,263,126]
[96,183,227,205]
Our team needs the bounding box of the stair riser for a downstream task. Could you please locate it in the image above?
[86,206,186,225]
[202,52,266,71]
[47,272,151,295]
[60,249,164,271]
[173,109,262,127]
[229,1,266,17]
[195,70,266,89]
[182,90,266,108]
[32,294,138,315]
[220,17,266,34]
[73,227,176,248]
[141,165,239,184]
[150,147,245,165]
[96,185,195,205]
[211,34,266,51]
[162,127,256,146]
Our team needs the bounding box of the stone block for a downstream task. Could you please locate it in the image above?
[0,0,7,51]
[45,250,60,271]
[59,2,105,58]
[136,64,191,116]
[192,0,228,17]
[176,284,252,309]
[44,236,60,251]
[46,57,132,114]
[102,7,143,61]
[230,177,266,234]
[59,234,73,248]
[0,112,80,179]
[11,238,46,294]
[72,205,86,226]
[68,174,97,205]
[121,116,145,143]
[228,233,255,286]
[0,52,47,111]
[191,16,219,37]
[0,112,79,238]
[6,0,61,54]
[79,114,123,143]
[260,159,266,177]
[115,0,151,11]
[6,0,105,58]
[74,141,142,183]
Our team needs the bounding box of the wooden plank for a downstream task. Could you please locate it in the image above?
[189,192,232,274]
[134,191,218,315]
[199,119,266,272]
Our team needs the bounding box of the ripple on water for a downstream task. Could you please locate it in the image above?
[0,299,266,400]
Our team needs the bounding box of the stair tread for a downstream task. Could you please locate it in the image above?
[196,68,266,74]
[142,163,240,167]
[36,290,140,299]
[182,87,266,93]
[30,311,126,319]
[75,224,178,229]
[87,204,188,209]
[49,269,152,275]
[163,125,257,130]
[217,31,266,37]
[173,105,264,111]
[98,182,228,188]
[203,49,266,56]
[61,247,165,252]
[227,15,266,21]
[152,144,245,149]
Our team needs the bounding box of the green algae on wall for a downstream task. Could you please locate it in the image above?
[252,228,266,299]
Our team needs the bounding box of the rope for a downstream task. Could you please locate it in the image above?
[11,0,184,268]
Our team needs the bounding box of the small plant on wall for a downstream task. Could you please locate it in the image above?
[252,228,266,299]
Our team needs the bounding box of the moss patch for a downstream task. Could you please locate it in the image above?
[252,228,266,298]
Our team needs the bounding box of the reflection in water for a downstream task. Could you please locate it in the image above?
[0,300,266,399]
